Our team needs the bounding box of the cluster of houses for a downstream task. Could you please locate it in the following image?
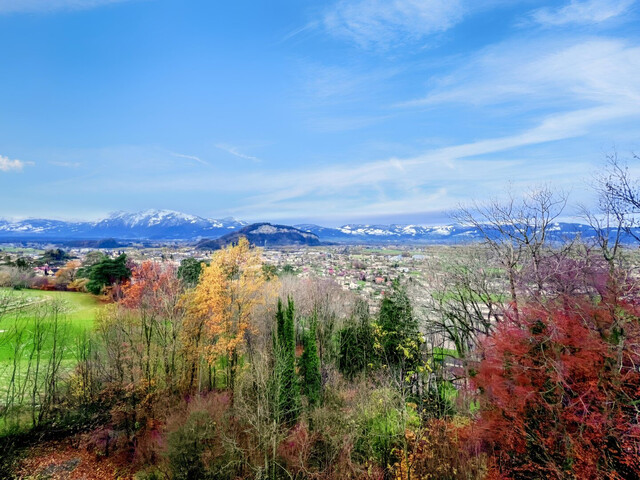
[4,243,435,311]
[261,246,429,299]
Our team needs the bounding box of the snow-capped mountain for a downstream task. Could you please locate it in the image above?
[0,218,88,237]
[0,210,248,240]
[91,210,247,239]
[294,222,639,244]
[0,210,636,245]
[294,223,483,242]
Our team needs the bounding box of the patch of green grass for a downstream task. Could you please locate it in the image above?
[432,347,459,362]
[0,288,102,386]
[369,249,403,255]
[0,288,99,329]
[0,247,44,254]
[485,267,504,277]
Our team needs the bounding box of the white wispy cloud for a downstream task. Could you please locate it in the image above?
[49,161,81,168]
[531,0,636,26]
[400,38,640,108]
[215,144,261,163]
[169,151,208,166]
[0,0,135,14]
[323,0,466,49]
[243,106,622,202]
[0,155,30,172]
[279,21,319,44]
[90,104,614,219]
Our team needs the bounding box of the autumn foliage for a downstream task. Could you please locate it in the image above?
[472,296,640,479]
[186,237,273,390]
[122,260,182,314]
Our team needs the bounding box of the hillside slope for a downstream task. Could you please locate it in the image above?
[196,223,321,250]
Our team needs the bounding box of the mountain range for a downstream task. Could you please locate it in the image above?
[0,209,635,245]
[0,210,247,241]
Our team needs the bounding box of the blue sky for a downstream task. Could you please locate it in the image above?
[1,0,639,225]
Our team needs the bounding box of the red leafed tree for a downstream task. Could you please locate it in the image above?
[120,261,184,388]
[472,295,640,479]
[122,261,182,315]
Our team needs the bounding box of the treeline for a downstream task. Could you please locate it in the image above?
[0,250,131,295]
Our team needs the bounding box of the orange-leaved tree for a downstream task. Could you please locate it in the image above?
[121,261,184,389]
[186,237,268,393]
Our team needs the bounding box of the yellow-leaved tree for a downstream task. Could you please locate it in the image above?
[186,237,267,393]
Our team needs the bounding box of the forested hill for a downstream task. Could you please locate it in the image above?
[196,223,321,250]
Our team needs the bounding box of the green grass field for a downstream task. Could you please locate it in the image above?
[0,288,102,390]
[1,286,99,330]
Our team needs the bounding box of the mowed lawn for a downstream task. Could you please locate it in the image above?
[0,288,102,384]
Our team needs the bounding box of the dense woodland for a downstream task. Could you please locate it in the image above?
[1,158,640,479]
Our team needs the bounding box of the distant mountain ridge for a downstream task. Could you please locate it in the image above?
[196,223,321,250]
[293,222,603,243]
[0,210,247,241]
[0,209,637,245]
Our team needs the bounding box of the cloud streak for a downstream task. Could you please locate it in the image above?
[323,0,466,49]
[169,151,209,166]
[215,144,261,163]
[531,0,636,26]
[0,155,30,172]
[75,103,617,221]
[400,38,640,108]
[49,161,81,168]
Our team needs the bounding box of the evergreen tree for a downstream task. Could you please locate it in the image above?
[274,297,285,349]
[86,253,131,295]
[39,248,72,265]
[299,314,322,408]
[377,281,421,375]
[177,257,205,287]
[274,296,299,425]
[338,313,377,380]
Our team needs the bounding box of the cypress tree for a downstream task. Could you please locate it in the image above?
[275,298,285,348]
[275,296,299,425]
[299,314,322,408]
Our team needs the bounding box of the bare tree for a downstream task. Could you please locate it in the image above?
[454,185,568,315]
[424,246,502,358]
[585,152,640,264]
[579,202,625,271]
[597,152,640,231]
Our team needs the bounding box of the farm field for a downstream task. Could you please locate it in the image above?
[0,287,101,324]
[0,288,102,391]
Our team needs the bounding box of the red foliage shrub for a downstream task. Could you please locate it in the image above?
[472,296,640,479]
[278,423,314,476]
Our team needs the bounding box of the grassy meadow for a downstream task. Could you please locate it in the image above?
[0,288,101,362]
[0,288,102,429]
